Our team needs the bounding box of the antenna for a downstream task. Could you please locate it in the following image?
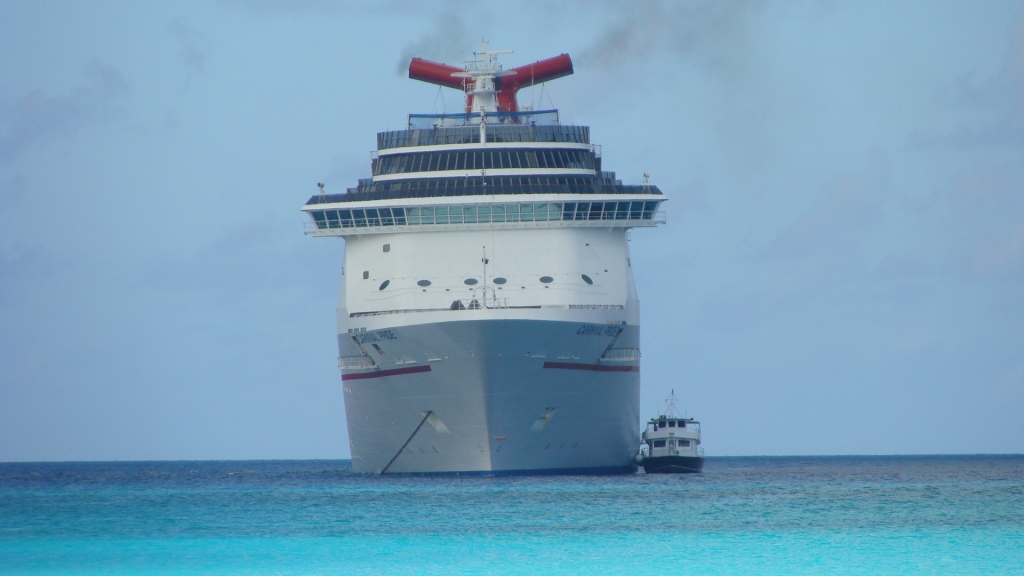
[664,390,681,418]
[317,182,325,197]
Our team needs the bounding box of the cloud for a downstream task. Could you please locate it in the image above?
[0,60,129,165]
[941,164,1024,280]
[911,9,1024,148]
[172,20,210,79]
[394,13,471,76]
[143,216,337,296]
[736,150,893,306]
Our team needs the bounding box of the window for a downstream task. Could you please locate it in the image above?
[392,207,406,225]
[464,278,479,285]
[383,244,390,252]
[680,440,691,447]
[352,209,367,227]
[417,280,431,287]
[581,274,594,285]
[652,440,666,448]
[325,211,340,228]
[659,421,667,428]
[668,421,676,427]
[539,276,553,283]
[362,271,369,279]
[434,205,449,224]
[378,280,390,290]
[366,209,381,226]
[493,277,507,284]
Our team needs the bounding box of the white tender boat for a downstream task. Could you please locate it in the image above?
[636,391,705,473]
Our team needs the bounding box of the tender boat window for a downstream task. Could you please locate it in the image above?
[378,280,390,290]
[464,278,479,285]
[493,277,507,284]
[581,274,593,285]
[417,280,431,287]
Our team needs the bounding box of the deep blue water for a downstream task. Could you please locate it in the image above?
[2,456,1022,575]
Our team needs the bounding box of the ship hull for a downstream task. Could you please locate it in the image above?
[341,319,641,474]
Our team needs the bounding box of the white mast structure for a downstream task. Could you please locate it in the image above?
[452,40,514,114]
[664,390,682,418]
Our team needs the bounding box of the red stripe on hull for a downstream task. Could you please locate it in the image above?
[342,365,432,381]
[542,362,639,373]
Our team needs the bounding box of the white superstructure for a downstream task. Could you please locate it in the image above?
[302,46,666,474]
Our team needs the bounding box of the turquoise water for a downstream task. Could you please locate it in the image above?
[2,456,1022,574]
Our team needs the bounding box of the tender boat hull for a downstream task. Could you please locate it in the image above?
[641,455,705,474]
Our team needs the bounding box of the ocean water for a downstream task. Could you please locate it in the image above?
[1,456,1022,575]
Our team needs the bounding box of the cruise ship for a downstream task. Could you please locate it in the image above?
[302,44,666,474]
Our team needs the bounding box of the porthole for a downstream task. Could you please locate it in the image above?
[378,280,390,290]
[581,274,594,285]
[464,278,479,285]
[493,277,507,285]
[539,276,554,283]
[417,279,431,287]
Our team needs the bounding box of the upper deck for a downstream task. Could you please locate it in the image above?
[378,110,589,150]
[302,47,667,236]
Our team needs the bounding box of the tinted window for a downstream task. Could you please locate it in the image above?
[493,277,507,284]
[652,440,666,448]
[464,278,479,285]
[539,276,553,283]
[668,421,676,427]
[417,280,431,287]
[581,274,593,285]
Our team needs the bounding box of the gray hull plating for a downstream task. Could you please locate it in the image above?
[341,319,641,474]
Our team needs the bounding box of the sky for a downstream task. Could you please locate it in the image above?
[1,0,1022,461]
